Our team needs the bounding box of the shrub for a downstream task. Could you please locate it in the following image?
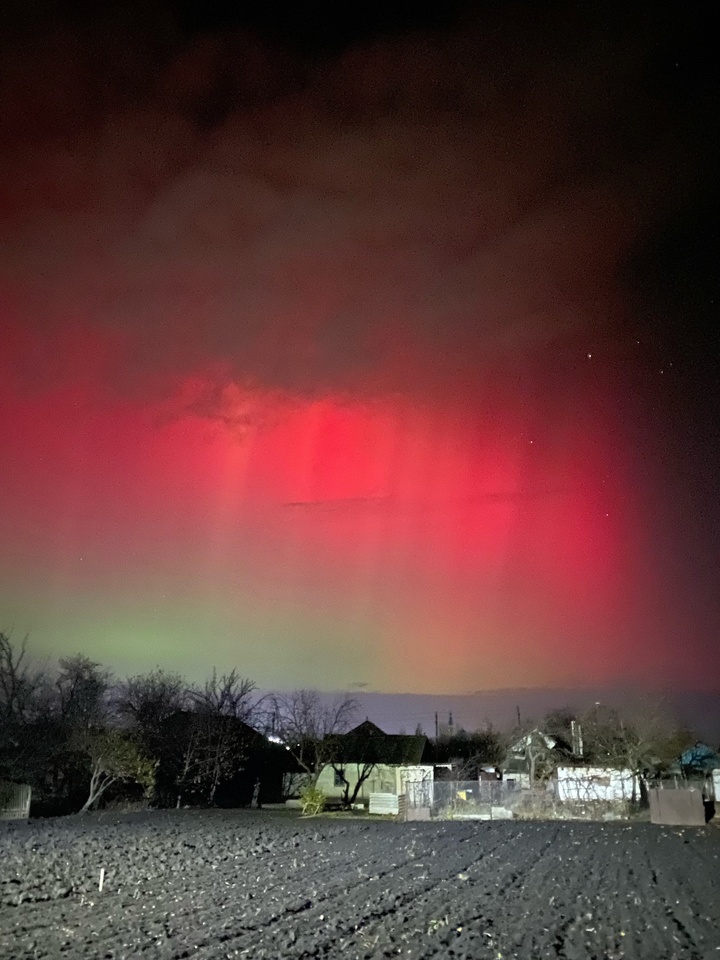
[299,784,326,816]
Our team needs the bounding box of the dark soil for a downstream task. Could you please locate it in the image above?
[1,809,719,959]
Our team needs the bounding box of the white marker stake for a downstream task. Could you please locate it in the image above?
[99,868,105,892]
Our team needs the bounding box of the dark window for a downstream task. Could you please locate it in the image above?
[334,768,345,787]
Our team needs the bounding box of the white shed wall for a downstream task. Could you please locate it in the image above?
[557,767,636,802]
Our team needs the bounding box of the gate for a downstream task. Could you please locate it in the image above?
[0,781,32,820]
[648,786,705,826]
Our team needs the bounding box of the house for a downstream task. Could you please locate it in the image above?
[315,720,434,806]
[678,743,720,777]
[502,728,573,787]
[156,710,269,807]
[504,727,639,801]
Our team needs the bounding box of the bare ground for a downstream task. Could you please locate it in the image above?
[1,809,719,959]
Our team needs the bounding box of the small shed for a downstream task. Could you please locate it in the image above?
[556,766,637,802]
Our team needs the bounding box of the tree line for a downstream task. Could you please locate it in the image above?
[0,632,272,814]
[0,631,703,816]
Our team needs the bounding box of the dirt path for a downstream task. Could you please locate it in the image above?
[1,810,718,959]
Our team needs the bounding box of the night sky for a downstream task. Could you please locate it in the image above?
[1,0,718,700]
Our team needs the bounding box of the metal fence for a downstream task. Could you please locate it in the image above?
[406,778,637,821]
[649,776,714,799]
[0,781,32,820]
[408,780,524,820]
[405,774,433,809]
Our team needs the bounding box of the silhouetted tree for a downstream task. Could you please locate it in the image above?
[55,655,110,733]
[0,632,50,785]
[543,707,577,743]
[433,725,505,776]
[79,730,155,812]
[158,708,261,806]
[327,725,385,807]
[190,669,256,719]
[190,670,258,803]
[504,719,560,783]
[580,697,696,793]
[153,670,260,806]
[0,632,47,725]
[114,669,189,755]
[266,690,357,785]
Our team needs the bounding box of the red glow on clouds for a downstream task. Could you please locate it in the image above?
[0,320,652,693]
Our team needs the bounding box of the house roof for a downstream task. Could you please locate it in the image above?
[349,720,385,738]
[329,721,428,765]
[161,710,267,745]
[503,728,574,775]
[509,729,558,755]
[680,742,720,772]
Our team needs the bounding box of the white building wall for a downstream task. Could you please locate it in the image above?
[316,763,434,801]
[557,767,636,802]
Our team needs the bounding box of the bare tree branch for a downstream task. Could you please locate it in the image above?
[55,655,110,732]
[114,669,189,733]
[266,690,358,783]
[190,669,256,720]
[0,632,47,724]
[79,730,156,813]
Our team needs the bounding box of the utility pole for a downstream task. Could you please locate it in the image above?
[435,711,438,739]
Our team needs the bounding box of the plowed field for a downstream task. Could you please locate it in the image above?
[1,810,718,959]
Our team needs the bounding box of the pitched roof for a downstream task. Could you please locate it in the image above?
[508,728,573,757]
[349,720,385,738]
[329,721,427,765]
[509,729,557,755]
[161,710,266,745]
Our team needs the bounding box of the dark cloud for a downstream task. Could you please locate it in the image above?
[0,5,710,407]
